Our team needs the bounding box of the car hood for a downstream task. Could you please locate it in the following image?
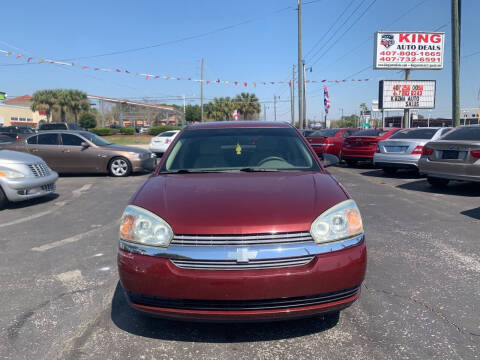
[102,144,150,153]
[131,172,348,234]
[0,149,41,164]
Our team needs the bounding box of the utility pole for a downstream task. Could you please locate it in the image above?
[297,0,304,129]
[182,94,186,127]
[200,58,205,122]
[264,104,267,121]
[291,65,295,125]
[452,0,461,127]
[403,69,410,128]
[303,61,308,129]
[274,95,277,122]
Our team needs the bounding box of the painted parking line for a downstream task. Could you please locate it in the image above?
[31,220,119,252]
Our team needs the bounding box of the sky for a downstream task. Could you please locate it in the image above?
[0,0,479,123]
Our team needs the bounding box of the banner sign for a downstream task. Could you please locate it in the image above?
[0,92,6,100]
[374,31,445,70]
[378,80,436,109]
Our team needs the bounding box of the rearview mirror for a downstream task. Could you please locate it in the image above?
[81,142,90,148]
[321,153,339,168]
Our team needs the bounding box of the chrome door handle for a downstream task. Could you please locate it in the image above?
[62,150,71,153]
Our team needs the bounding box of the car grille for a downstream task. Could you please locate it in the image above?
[170,232,314,246]
[41,183,56,192]
[126,286,360,311]
[171,255,315,270]
[28,163,50,177]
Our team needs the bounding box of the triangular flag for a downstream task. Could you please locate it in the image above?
[6,52,12,56]
[243,82,247,87]
[206,80,210,84]
[234,81,238,85]
[253,82,256,87]
[94,67,99,71]
[16,54,23,59]
[115,69,121,72]
[125,70,130,74]
[39,59,44,63]
[82,65,88,69]
[27,57,33,62]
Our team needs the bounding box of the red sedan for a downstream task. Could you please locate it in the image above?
[118,122,366,321]
[306,128,358,158]
[341,128,401,166]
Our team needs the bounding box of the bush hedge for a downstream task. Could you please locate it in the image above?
[149,125,182,136]
[119,126,135,135]
[90,128,119,136]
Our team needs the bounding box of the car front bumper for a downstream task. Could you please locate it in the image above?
[1,171,58,202]
[131,156,157,172]
[118,234,366,321]
[149,144,168,154]
[373,153,420,169]
[418,158,480,182]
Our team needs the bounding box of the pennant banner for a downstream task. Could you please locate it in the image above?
[0,48,370,86]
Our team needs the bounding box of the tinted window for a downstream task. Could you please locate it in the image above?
[37,133,59,145]
[161,128,319,172]
[62,134,84,146]
[442,127,480,141]
[441,128,452,135]
[310,129,339,137]
[390,128,438,140]
[352,129,386,137]
[40,123,67,130]
[27,136,37,144]
[79,131,111,146]
[0,136,11,143]
[159,131,176,137]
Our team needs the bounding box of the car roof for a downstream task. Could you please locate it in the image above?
[33,130,87,135]
[185,121,292,130]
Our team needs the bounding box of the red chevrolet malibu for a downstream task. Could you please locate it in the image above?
[118,122,366,321]
[341,127,400,166]
[306,128,358,158]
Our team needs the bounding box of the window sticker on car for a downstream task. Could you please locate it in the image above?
[236,142,242,155]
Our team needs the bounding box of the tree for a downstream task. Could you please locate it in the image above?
[331,114,359,128]
[31,89,90,123]
[65,90,90,124]
[234,93,261,120]
[31,89,57,123]
[185,105,202,122]
[79,112,97,129]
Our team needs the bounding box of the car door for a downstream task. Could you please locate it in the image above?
[27,133,64,170]
[59,133,103,173]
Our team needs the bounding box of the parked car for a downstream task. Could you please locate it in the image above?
[38,122,82,131]
[0,149,58,209]
[299,129,315,137]
[149,130,180,156]
[306,128,358,158]
[374,127,452,174]
[0,134,13,145]
[418,125,480,187]
[342,128,401,166]
[0,125,36,140]
[139,126,151,134]
[118,121,366,321]
[1,130,156,177]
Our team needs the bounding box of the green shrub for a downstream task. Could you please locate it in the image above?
[90,128,119,136]
[120,126,135,135]
[79,112,97,129]
[149,125,181,136]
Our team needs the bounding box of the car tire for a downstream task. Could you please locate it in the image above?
[108,157,132,177]
[427,177,449,187]
[382,167,397,175]
[0,187,8,210]
[346,160,357,167]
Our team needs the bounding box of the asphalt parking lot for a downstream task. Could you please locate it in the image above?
[1,166,479,360]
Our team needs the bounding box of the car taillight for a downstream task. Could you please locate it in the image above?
[165,139,171,144]
[411,145,424,155]
[422,146,434,156]
[16,135,19,141]
[470,149,480,158]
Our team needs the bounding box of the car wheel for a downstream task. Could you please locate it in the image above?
[109,157,132,177]
[0,187,8,210]
[382,167,397,175]
[427,177,449,187]
[346,160,357,167]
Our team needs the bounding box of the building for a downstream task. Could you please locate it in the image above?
[0,95,47,127]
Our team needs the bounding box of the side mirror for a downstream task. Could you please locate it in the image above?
[321,153,339,168]
[81,142,90,148]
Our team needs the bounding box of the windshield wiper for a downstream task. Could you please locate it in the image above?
[160,169,224,174]
[239,168,279,172]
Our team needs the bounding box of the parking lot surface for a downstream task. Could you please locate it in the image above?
[1,166,479,359]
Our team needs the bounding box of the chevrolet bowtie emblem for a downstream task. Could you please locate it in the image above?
[227,248,258,263]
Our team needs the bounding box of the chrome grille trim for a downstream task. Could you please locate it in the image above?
[28,163,51,177]
[171,255,315,270]
[41,183,56,192]
[171,232,314,246]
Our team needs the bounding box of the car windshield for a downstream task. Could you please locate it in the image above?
[352,129,388,137]
[390,128,438,139]
[310,129,339,137]
[158,131,177,137]
[442,127,480,141]
[160,127,319,172]
[79,131,112,146]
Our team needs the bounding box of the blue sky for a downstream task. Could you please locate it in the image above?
[0,0,479,122]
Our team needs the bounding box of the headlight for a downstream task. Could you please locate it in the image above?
[129,152,144,159]
[119,205,173,247]
[310,199,363,244]
[0,168,25,179]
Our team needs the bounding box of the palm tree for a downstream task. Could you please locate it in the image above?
[65,90,90,124]
[234,93,261,120]
[31,89,57,123]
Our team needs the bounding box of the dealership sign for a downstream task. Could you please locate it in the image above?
[374,32,445,69]
[378,80,436,109]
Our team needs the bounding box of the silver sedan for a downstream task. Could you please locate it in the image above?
[0,149,58,209]
[374,127,451,174]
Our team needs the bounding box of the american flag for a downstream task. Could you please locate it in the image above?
[324,86,330,115]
